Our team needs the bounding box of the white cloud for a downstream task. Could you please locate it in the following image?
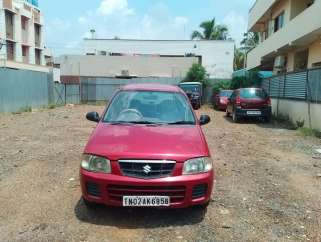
[222,11,247,46]
[97,0,134,16]
[78,17,87,24]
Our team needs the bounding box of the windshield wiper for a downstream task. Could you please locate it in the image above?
[109,121,165,125]
[166,121,195,125]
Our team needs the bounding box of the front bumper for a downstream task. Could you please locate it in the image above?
[80,168,214,208]
[235,106,272,118]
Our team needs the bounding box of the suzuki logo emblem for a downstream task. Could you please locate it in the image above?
[143,165,152,174]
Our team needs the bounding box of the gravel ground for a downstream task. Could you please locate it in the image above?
[0,105,321,242]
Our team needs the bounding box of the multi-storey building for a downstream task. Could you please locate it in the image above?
[0,0,48,72]
[247,0,321,73]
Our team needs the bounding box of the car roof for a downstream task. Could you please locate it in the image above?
[120,83,182,93]
[179,82,202,85]
[237,87,262,90]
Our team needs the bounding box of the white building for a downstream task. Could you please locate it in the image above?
[82,39,235,79]
[0,0,48,72]
[247,0,321,73]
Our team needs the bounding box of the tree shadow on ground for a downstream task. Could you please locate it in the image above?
[74,198,207,229]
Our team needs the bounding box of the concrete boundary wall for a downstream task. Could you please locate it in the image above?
[272,98,321,130]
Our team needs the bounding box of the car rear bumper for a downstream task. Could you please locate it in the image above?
[80,168,215,208]
[235,106,272,117]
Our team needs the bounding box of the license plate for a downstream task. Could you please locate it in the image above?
[247,111,261,115]
[123,196,170,207]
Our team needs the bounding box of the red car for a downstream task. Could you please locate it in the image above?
[226,88,272,123]
[214,90,233,110]
[80,84,214,209]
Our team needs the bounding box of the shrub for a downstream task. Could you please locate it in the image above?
[212,80,232,94]
[183,64,209,86]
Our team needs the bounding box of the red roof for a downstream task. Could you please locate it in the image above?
[121,83,182,93]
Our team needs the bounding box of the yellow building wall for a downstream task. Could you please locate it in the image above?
[308,40,321,68]
[287,51,295,72]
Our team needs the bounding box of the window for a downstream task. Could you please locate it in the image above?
[274,12,284,32]
[104,91,195,124]
[240,89,268,99]
[21,17,28,30]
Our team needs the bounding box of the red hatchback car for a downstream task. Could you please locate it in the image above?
[226,88,272,122]
[214,90,233,111]
[80,84,214,209]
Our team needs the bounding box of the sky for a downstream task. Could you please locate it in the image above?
[41,0,256,56]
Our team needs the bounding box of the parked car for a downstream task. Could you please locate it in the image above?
[81,84,214,209]
[178,82,203,110]
[214,90,233,111]
[226,88,272,122]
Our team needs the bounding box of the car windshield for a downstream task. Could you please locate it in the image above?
[179,85,201,93]
[103,90,196,125]
[220,90,233,97]
[240,89,268,99]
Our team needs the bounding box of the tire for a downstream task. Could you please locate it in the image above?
[232,110,239,123]
[225,109,230,117]
[83,197,98,209]
[264,116,271,123]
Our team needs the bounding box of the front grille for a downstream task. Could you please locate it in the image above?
[192,184,207,199]
[86,182,101,197]
[107,185,186,203]
[118,160,176,179]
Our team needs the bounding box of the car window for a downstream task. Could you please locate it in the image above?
[220,91,233,97]
[103,90,196,124]
[179,85,201,93]
[240,89,268,99]
[230,91,237,100]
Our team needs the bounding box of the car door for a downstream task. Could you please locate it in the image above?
[227,91,236,113]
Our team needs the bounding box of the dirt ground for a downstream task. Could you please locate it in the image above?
[0,105,321,242]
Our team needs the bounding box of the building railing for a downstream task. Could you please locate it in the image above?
[262,68,321,102]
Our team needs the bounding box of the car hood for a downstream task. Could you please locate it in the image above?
[84,123,209,162]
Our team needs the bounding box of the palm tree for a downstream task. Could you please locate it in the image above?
[191,18,228,40]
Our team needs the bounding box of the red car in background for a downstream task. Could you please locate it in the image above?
[226,88,272,123]
[214,90,233,111]
[80,84,214,209]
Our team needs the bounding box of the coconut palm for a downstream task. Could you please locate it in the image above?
[191,18,228,40]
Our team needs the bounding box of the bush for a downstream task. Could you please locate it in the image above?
[212,80,232,94]
[183,64,209,86]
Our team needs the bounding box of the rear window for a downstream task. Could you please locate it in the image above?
[240,89,268,99]
[220,90,233,97]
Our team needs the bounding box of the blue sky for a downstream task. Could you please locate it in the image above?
[41,0,256,56]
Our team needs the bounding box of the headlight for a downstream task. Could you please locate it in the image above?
[183,157,213,175]
[81,154,111,173]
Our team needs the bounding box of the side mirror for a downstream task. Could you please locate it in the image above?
[200,115,211,126]
[86,112,100,123]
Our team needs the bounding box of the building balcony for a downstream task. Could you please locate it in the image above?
[2,0,13,10]
[248,0,277,32]
[247,0,321,69]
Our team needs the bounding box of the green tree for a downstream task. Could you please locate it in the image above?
[183,63,209,86]
[212,80,232,94]
[240,32,259,50]
[191,18,228,40]
[234,48,245,71]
